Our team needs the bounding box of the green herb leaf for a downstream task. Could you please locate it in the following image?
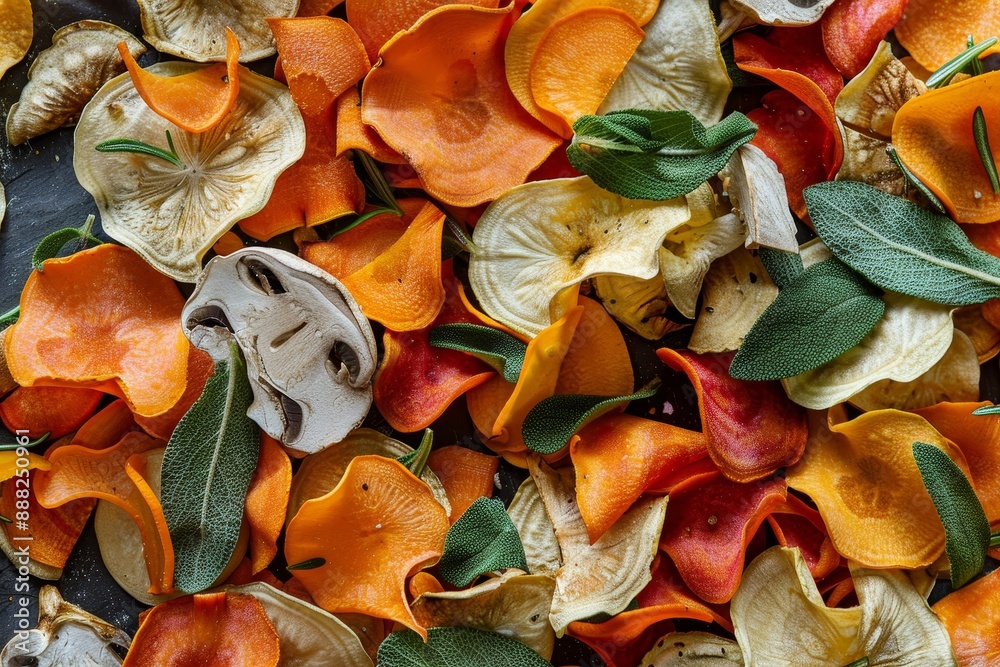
[567,109,757,201]
[973,404,1000,415]
[885,145,948,214]
[32,214,103,271]
[966,36,986,77]
[439,497,528,587]
[720,40,769,88]
[974,106,1000,194]
[161,342,261,593]
[521,381,661,455]
[287,557,326,571]
[0,306,17,329]
[0,432,50,451]
[926,36,998,88]
[0,515,11,524]
[429,323,527,382]
[442,216,478,259]
[398,428,433,478]
[95,130,185,168]
[912,441,990,589]
[329,207,401,239]
[355,150,403,215]
[729,258,885,381]
[842,659,870,667]
[758,247,804,289]
[992,531,1000,548]
[378,627,552,667]
[805,181,1000,306]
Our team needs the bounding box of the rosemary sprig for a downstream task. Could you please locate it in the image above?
[973,404,1000,415]
[885,145,948,213]
[967,36,985,77]
[95,130,185,168]
[973,106,1000,194]
[0,432,50,451]
[0,306,18,329]
[287,557,326,571]
[355,150,403,216]
[329,207,401,239]
[926,36,998,88]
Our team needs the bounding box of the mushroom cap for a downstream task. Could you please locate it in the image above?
[137,0,300,62]
[182,248,378,455]
[74,62,306,283]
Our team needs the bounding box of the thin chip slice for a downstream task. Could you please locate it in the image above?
[529,457,666,636]
[591,273,681,341]
[782,293,955,410]
[640,632,743,666]
[0,0,31,83]
[506,477,561,578]
[728,0,836,26]
[722,145,799,253]
[598,0,731,126]
[361,4,562,207]
[895,0,1000,71]
[137,0,298,62]
[6,21,146,146]
[821,0,907,78]
[426,446,498,522]
[245,435,291,574]
[120,29,240,133]
[74,63,305,282]
[933,567,1000,667]
[284,455,450,638]
[469,176,690,336]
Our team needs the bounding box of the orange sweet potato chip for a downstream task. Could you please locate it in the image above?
[0,0,31,83]
[3,245,190,418]
[657,349,807,483]
[373,262,495,432]
[284,455,449,638]
[571,413,708,542]
[134,348,214,442]
[659,471,787,604]
[361,4,562,206]
[426,445,499,522]
[120,29,241,133]
[123,592,280,667]
[244,434,292,574]
[766,494,840,581]
[933,567,1000,667]
[335,87,406,163]
[0,386,103,439]
[895,0,1000,70]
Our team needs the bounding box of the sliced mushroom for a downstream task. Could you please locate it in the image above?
[0,586,131,666]
[74,63,306,283]
[137,0,299,62]
[183,248,377,454]
[6,21,145,146]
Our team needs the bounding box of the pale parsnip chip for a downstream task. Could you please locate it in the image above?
[836,128,906,197]
[835,42,926,141]
[137,0,299,62]
[6,21,145,146]
[74,63,305,283]
[660,213,746,319]
[225,582,374,667]
[733,547,957,667]
[411,571,557,660]
[782,293,955,410]
[468,177,690,336]
[954,304,1000,362]
[598,0,732,126]
[286,428,450,524]
[717,1,757,42]
[528,457,666,636]
[723,145,798,252]
[849,328,980,411]
[0,0,31,84]
[0,586,131,666]
[728,0,836,26]
[592,272,684,340]
[507,478,562,578]
[641,632,743,666]
[732,547,863,667]
[689,247,778,353]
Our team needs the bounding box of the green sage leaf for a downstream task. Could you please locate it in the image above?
[805,181,1000,305]
[161,342,261,593]
[912,442,990,589]
[429,323,526,382]
[522,382,661,455]
[729,258,885,381]
[32,215,103,271]
[758,247,804,289]
[439,497,528,587]
[377,627,552,667]
[567,109,757,201]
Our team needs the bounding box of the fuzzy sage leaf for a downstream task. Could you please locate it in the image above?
[805,181,1000,305]
[32,215,103,271]
[429,323,526,382]
[729,258,885,381]
[161,342,261,593]
[522,382,661,455]
[439,497,528,587]
[378,627,552,667]
[567,109,756,201]
[758,247,804,289]
[912,442,990,589]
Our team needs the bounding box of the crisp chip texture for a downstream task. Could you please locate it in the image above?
[6,21,146,146]
[933,567,1000,667]
[74,63,306,282]
[361,4,562,207]
[469,177,690,335]
[895,0,1000,70]
[284,456,450,638]
[137,0,298,62]
[4,245,190,417]
[0,0,31,83]
[728,0,836,25]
